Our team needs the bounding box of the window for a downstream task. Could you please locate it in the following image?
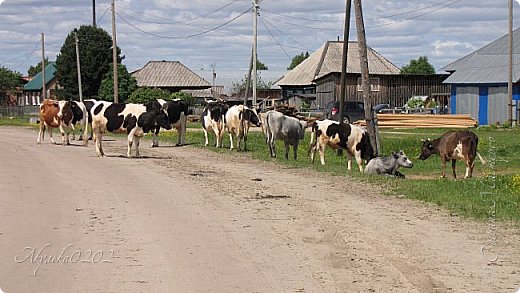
[357,77,380,92]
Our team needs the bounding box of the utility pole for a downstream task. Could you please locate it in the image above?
[508,0,514,126]
[252,0,258,108]
[41,33,46,101]
[338,0,352,123]
[75,33,84,102]
[354,0,380,156]
[92,0,96,27]
[111,0,119,103]
[211,63,216,99]
[244,48,253,106]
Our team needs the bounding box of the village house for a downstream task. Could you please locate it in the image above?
[21,61,58,106]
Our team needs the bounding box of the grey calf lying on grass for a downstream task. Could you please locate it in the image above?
[364,150,413,178]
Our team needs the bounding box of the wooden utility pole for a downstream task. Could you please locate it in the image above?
[211,64,216,99]
[92,0,97,27]
[508,0,514,126]
[338,0,352,122]
[75,33,84,102]
[354,0,380,155]
[252,0,258,108]
[41,33,46,100]
[244,48,253,106]
[111,0,119,103]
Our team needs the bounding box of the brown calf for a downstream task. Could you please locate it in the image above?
[37,99,74,145]
[418,131,486,178]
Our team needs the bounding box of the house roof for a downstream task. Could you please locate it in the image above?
[132,61,211,88]
[275,41,400,87]
[442,28,520,84]
[181,86,225,98]
[23,62,56,91]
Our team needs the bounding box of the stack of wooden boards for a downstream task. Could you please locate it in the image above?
[354,114,478,128]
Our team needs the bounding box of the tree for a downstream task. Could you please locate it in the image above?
[28,58,49,77]
[256,60,268,70]
[170,92,195,107]
[232,73,273,95]
[400,56,435,75]
[287,51,309,70]
[127,87,170,104]
[98,64,137,102]
[0,66,21,104]
[55,25,121,100]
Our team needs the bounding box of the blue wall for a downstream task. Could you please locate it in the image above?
[478,86,488,125]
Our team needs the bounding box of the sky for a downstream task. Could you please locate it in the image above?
[0,0,519,82]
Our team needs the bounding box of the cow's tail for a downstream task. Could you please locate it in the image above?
[476,152,487,165]
[307,121,318,157]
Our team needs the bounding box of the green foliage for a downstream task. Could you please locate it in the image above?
[256,60,268,70]
[28,58,49,77]
[0,67,22,102]
[405,96,425,108]
[55,25,121,100]
[170,92,195,106]
[400,56,435,75]
[127,87,169,104]
[232,73,273,94]
[287,51,309,70]
[98,63,137,102]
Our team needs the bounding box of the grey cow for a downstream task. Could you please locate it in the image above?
[364,150,413,177]
[265,110,307,160]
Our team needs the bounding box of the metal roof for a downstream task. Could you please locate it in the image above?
[23,62,56,91]
[276,41,400,87]
[132,61,211,88]
[442,28,520,84]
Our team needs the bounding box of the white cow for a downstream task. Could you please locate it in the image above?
[225,105,261,151]
[265,110,307,160]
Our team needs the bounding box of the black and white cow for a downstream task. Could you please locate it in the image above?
[201,100,229,148]
[151,99,189,147]
[65,100,89,144]
[265,110,307,160]
[91,101,171,157]
[364,150,413,177]
[83,98,99,140]
[225,105,261,151]
[309,119,374,172]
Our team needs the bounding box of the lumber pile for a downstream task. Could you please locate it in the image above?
[354,114,477,128]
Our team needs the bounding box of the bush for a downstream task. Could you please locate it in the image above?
[127,87,169,104]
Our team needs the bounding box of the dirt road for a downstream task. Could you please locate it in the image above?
[0,127,518,292]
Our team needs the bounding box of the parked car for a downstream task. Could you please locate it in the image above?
[324,101,389,123]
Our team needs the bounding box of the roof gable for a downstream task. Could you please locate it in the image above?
[132,61,211,88]
[23,62,56,91]
[276,41,400,87]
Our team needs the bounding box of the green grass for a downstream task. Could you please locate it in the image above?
[0,115,37,127]
[158,126,520,222]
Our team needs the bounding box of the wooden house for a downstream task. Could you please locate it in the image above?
[132,61,211,92]
[21,62,59,105]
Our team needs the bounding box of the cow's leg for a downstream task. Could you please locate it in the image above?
[71,124,76,141]
[451,159,457,179]
[135,136,141,158]
[94,130,104,157]
[203,128,210,147]
[181,115,187,145]
[151,126,160,147]
[293,141,299,160]
[81,120,89,146]
[48,127,56,144]
[439,158,447,178]
[37,123,44,144]
[284,141,290,160]
[318,143,326,165]
[355,152,364,173]
[229,132,234,150]
[465,159,474,179]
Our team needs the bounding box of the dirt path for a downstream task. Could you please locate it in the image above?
[0,127,518,292]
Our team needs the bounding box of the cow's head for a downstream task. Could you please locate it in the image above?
[245,108,261,127]
[156,103,172,130]
[419,138,436,160]
[57,100,73,125]
[393,150,413,168]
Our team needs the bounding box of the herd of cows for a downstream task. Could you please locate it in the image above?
[36,98,486,179]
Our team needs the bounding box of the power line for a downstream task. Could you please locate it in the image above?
[261,17,311,51]
[260,18,292,59]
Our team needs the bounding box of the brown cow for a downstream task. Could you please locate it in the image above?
[37,99,75,145]
[418,130,486,178]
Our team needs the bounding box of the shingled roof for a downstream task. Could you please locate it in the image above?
[132,61,211,89]
[276,41,400,87]
[24,62,56,91]
[442,28,520,84]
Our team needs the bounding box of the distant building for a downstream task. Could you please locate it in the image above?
[132,61,211,92]
[21,62,58,105]
[276,41,450,109]
[442,29,520,125]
